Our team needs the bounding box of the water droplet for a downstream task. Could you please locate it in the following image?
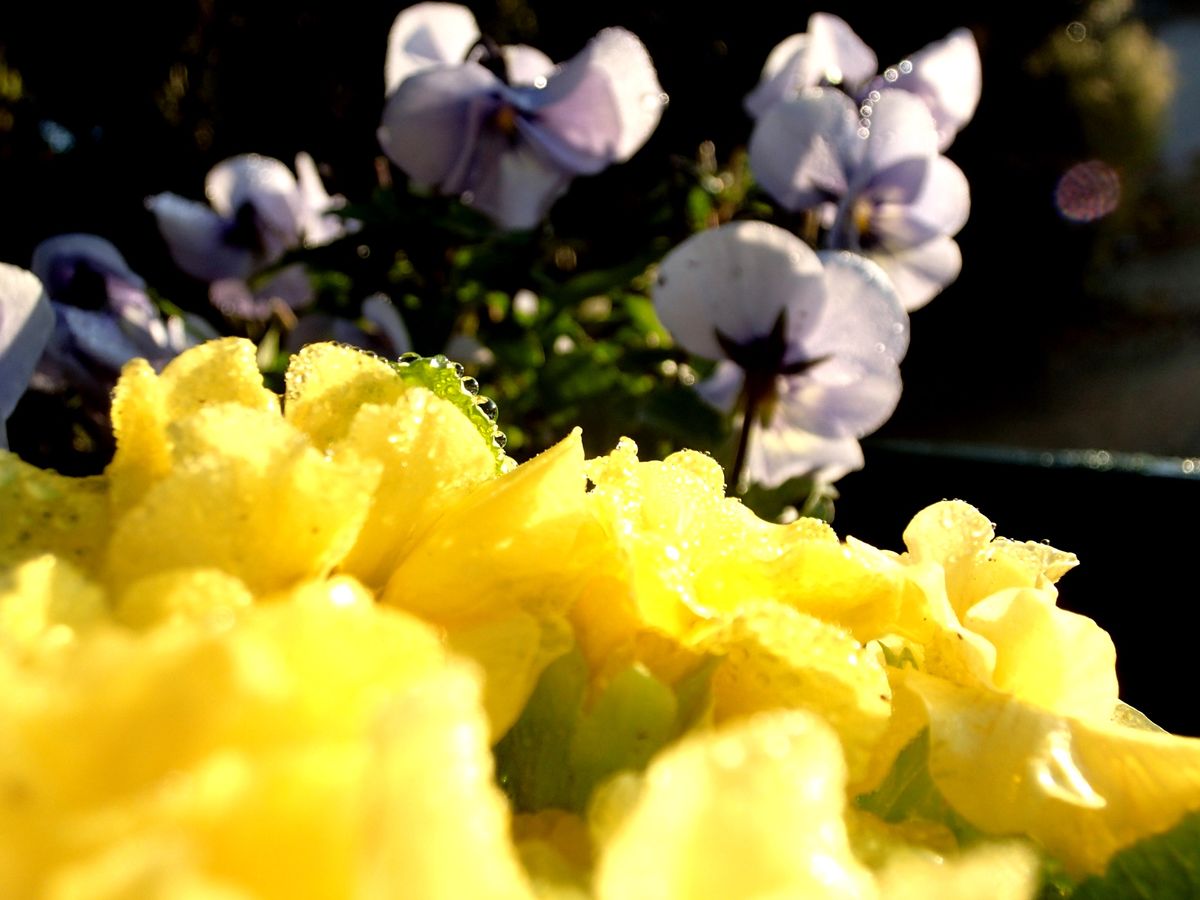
[451,361,465,377]
[898,59,913,75]
[493,431,508,449]
[430,354,449,368]
[461,190,475,205]
[460,376,480,395]
[1066,21,1087,42]
[891,321,905,335]
[824,65,843,85]
[664,545,681,562]
[476,397,499,420]
[857,126,871,139]
[873,342,886,353]
[859,117,871,129]
[883,67,899,82]
[859,104,873,118]
[533,74,548,89]
[397,351,420,365]
[868,90,881,103]
[641,91,667,111]
[1182,458,1197,475]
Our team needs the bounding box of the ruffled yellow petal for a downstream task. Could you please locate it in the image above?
[592,709,876,899]
[113,568,254,631]
[333,389,497,590]
[874,841,1038,900]
[106,405,380,596]
[0,452,110,573]
[382,429,589,625]
[964,587,1117,721]
[689,602,892,787]
[108,339,278,515]
[283,342,411,451]
[901,670,1200,876]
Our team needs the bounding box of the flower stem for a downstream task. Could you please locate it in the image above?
[729,378,766,494]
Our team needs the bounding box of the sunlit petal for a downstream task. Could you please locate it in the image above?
[384,1,481,93]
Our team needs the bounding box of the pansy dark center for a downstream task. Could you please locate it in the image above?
[467,35,510,85]
[224,202,265,254]
[715,309,826,426]
[50,260,109,311]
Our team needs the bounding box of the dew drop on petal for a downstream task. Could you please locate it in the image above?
[859,104,873,118]
[1066,21,1087,42]
[883,67,899,83]
[867,90,881,103]
[859,117,871,129]
[1054,160,1120,222]
[533,74,548,89]
[461,190,475,206]
[898,59,913,75]
[857,126,871,139]
[824,65,844,85]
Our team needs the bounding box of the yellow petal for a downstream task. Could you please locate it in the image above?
[447,611,574,740]
[334,389,497,590]
[0,554,108,659]
[874,841,1039,900]
[690,602,892,787]
[113,568,255,631]
[106,405,380,596]
[964,587,1117,720]
[283,342,411,450]
[0,452,109,573]
[593,709,876,900]
[382,429,589,625]
[902,670,1200,876]
[107,339,278,515]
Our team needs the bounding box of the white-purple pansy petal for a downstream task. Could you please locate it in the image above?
[747,427,864,489]
[867,236,963,313]
[653,220,826,361]
[459,130,574,231]
[0,263,54,448]
[748,88,857,212]
[205,154,302,243]
[384,1,482,94]
[870,154,970,249]
[894,27,981,151]
[378,62,498,190]
[502,44,555,87]
[531,27,666,169]
[807,250,908,362]
[146,192,258,282]
[294,152,358,246]
[744,13,877,119]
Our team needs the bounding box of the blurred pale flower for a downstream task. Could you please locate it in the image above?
[28,234,204,398]
[0,263,53,449]
[653,220,908,487]
[145,152,356,302]
[750,88,970,311]
[377,2,666,230]
[746,14,981,152]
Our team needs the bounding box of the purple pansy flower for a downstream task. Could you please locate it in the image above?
[745,14,980,152]
[377,2,666,231]
[146,152,356,317]
[0,263,54,449]
[653,221,908,488]
[28,235,207,399]
[750,88,970,311]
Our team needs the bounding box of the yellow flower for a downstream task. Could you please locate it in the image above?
[864,499,1200,876]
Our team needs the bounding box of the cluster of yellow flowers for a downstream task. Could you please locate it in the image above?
[2,339,1199,898]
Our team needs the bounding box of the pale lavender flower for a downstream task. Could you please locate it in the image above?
[146,152,356,292]
[750,88,969,311]
[377,2,666,230]
[653,221,908,488]
[287,294,414,357]
[0,263,54,449]
[28,235,206,399]
[746,15,980,152]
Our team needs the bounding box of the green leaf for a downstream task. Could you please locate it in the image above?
[856,729,984,846]
[389,352,511,473]
[494,646,715,814]
[1067,810,1200,899]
